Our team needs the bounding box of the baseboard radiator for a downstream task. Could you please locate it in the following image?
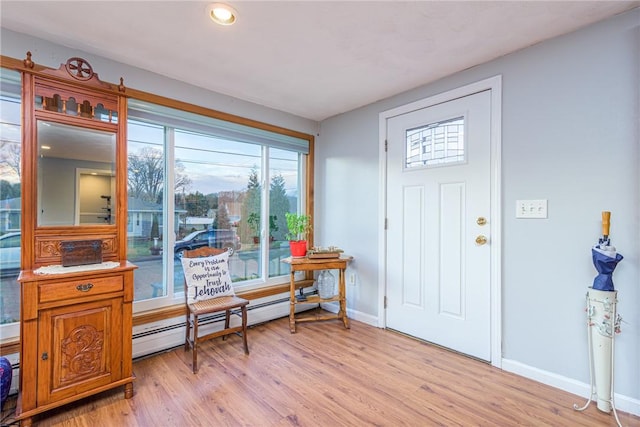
[132,294,309,359]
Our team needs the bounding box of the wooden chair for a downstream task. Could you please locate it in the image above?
[182,246,249,373]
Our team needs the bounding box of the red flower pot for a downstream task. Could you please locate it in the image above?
[289,240,307,257]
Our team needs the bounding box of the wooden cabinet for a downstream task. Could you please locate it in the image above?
[14,52,135,426]
[18,263,135,418]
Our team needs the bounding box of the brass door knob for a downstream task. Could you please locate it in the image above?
[475,235,488,245]
[476,217,487,226]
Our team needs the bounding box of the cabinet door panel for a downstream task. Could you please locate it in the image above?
[38,298,122,405]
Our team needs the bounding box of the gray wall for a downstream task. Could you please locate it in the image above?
[316,9,639,403]
[39,157,112,225]
[0,29,318,137]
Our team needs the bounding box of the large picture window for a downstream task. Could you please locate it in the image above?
[127,100,310,308]
[0,68,22,332]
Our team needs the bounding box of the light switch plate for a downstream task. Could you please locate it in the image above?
[516,199,547,218]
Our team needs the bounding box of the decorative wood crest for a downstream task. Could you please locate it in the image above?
[65,57,94,81]
[22,51,126,93]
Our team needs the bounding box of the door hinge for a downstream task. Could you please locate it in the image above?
[384,296,388,309]
[384,218,388,230]
[385,139,388,152]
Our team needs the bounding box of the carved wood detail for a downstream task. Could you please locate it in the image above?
[35,80,119,122]
[23,51,34,69]
[60,325,105,384]
[65,57,94,81]
[34,235,117,266]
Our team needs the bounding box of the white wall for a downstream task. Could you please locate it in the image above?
[316,8,639,409]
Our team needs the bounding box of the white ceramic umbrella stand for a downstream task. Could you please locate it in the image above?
[573,288,623,427]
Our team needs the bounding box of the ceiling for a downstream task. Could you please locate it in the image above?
[1,1,638,121]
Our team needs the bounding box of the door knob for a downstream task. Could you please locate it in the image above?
[475,235,488,245]
[476,217,487,226]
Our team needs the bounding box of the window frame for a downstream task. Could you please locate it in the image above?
[125,93,314,314]
[0,66,23,341]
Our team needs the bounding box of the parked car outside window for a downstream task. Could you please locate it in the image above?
[0,232,21,275]
[174,229,240,258]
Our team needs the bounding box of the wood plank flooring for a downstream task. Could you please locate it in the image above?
[2,316,638,426]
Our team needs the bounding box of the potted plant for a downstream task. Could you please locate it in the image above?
[247,212,260,243]
[285,212,312,257]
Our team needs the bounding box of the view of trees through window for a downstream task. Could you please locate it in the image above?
[0,69,22,325]
[127,104,305,305]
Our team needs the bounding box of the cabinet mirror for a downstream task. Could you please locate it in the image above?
[37,120,116,226]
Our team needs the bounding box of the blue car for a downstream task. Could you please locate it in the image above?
[174,229,240,258]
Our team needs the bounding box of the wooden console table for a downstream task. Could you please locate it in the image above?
[282,255,353,333]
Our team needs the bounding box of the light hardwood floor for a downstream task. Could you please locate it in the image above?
[3,315,638,426]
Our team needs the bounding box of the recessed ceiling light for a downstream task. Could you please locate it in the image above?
[41,145,51,150]
[206,3,238,26]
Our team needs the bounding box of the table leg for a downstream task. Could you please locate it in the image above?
[339,268,350,329]
[289,270,296,333]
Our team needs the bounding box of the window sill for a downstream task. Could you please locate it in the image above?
[132,281,294,326]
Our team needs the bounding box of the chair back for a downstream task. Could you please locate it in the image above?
[182,247,234,304]
[183,246,228,259]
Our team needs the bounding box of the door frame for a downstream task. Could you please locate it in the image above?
[378,75,503,367]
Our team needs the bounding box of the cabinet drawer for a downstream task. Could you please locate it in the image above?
[39,275,124,303]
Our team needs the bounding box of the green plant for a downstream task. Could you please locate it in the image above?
[269,215,279,236]
[247,212,260,236]
[285,212,312,241]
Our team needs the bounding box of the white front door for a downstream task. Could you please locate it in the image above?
[385,90,492,361]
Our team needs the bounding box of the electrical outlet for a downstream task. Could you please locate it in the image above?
[349,273,356,286]
[516,199,547,219]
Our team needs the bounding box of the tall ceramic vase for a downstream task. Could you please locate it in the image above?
[586,288,617,413]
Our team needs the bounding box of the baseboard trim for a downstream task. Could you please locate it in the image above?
[306,308,640,417]
[501,358,640,417]
[320,301,379,327]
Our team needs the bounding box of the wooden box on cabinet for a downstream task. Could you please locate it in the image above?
[16,262,136,425]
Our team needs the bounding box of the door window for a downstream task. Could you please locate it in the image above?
[406,116,465,169]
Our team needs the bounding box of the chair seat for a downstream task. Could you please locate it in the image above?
[189,295,249,315]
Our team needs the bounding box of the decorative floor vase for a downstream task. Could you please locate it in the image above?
[587,288,617,413]
[0,356,12,410]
